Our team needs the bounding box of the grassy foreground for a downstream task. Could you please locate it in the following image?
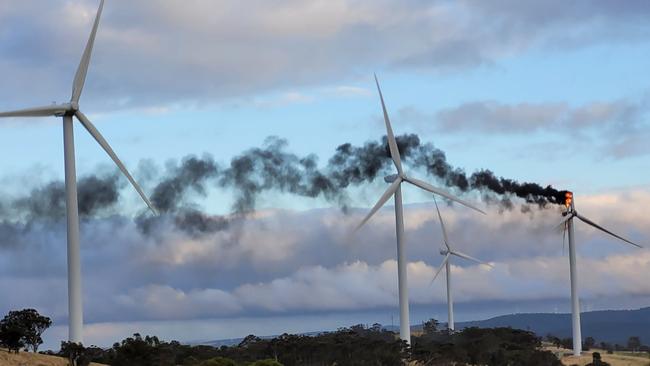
[0,348,107,366]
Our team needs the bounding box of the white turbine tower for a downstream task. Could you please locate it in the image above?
[430,196,492,332]
[355,75,485,344]
[0,0,156,343]
[557,192,642,356]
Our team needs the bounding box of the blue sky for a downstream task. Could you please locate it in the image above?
[1,0,649,349]
[2,41,649,197]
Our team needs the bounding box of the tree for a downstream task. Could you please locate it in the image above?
[238,334,262,348]
[0,322,25,353]
[627,336,641,352]
[412,327,562,366]
[0,308,51,353]
[423,318,439,335]
[17,309,51,352]
[60,341,91,366]
[584,336,596,351]
[546,334,562,349]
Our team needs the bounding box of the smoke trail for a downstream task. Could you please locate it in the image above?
[151,155,219,212]
[1,133,568,240]
[9,173,121,220]
[219,137,341,214]
[142,155,228,236]
[326,134,567,208]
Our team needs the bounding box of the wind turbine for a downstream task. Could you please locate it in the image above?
[430,196,492,332]
[556,191,642,356]
[355,75,485,344]
[0,0,156,343]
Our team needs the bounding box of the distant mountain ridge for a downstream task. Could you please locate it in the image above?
[195,307,650,347]
[455,307,650,344]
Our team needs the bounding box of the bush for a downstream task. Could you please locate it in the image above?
[586,351,611,366]
[411,327,562,366]
[60,341,91,366]
[249,360,284,366]
[197,357,238,366]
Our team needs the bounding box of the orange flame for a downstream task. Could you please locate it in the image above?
[565,191,573,208]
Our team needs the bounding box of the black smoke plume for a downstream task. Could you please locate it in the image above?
[323,134,566,209]
[151,155,218,212]
[219,137,342,213]
[10,173,121,220]
[1,134,567,240]
[143,155,227,236]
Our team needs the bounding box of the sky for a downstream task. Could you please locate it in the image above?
[0,0,649,350]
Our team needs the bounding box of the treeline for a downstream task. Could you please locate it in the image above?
[0,308,592,365]
[43,321,563,366]
[545,334,648,353]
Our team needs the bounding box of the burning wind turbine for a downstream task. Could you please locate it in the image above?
[557,191,642,356]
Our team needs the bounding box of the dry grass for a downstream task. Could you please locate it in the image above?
[0,349,106,366]
[560,349,650,366]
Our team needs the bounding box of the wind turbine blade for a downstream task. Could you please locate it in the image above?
[0,105,68,118]
[555,213,574,231]
[574,213,642,248]
[404,176,486,215]
[75,111,157,215]
[430,253,450,285]
[374,74,403,176]
[71,0,105,103]
[355,177,402,231]
[450,250,492,267]
[433,196,450,250]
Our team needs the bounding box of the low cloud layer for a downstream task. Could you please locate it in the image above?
[1,137,645,331]
[0,186,647,324]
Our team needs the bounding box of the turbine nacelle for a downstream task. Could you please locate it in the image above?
[384,174,400,183]
[53,103,75,117]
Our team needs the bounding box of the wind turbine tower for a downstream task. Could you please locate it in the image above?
[558,191,642,356]
[356,75,485,344]
[0,0,156,343]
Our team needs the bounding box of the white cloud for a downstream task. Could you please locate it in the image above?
[1,1,649,109]
[1,188,649,344]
